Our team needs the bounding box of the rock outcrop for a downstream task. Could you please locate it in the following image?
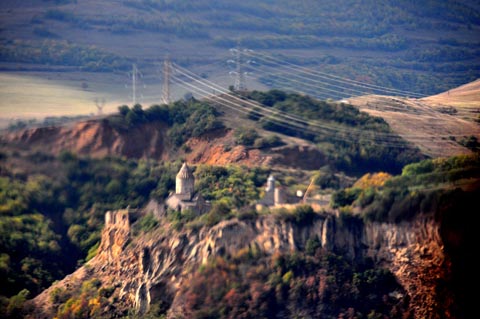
[2,119,328,169]
[3,120,168,159]
[28,210,454,319]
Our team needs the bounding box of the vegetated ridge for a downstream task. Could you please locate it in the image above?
[2,90,427,174]
[25,153,479,319]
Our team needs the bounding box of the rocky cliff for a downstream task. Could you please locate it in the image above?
[27,208,456,319]
[0,120,327,170]
[3,120,168,159]
[2,119,328,169]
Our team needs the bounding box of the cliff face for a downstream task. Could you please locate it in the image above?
[364,219,450,318]
[28,211,453,319]
[3,120,168,159]
[2,119,328,169]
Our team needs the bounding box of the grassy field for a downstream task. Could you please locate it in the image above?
[348,93,480,158]
[1,0,479,100]
[0,72,128,128]
[0,71,159,128]
[0,67,268,129]
[422,79,480,108]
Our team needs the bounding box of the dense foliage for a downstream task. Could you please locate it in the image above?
[0,146,286,310]
[329,154,479,319]
[245,90,424,174]
[2,0,479,93]
[170,250,409,319]
[0,174,67,301]
[0,39,130,72]
[51,278,116,319]
[331,154,480,223]
[167,165,272,230]
[0,152,182,308]
[108,100,224,147]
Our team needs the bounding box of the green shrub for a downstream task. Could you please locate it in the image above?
[85,242,100,261]
[331,188,361,208]
[305,237,321,255]
[133,214,159,235]
[234,127,259,146]
[50,287,68,304]
[253,135,285,149]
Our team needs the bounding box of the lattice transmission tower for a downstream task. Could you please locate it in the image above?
[228,46,254,91]
[161,56,172,104]
[126,63,144,105]
[94,97,106,115]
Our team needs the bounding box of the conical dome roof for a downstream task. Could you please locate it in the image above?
[176,162,194,180]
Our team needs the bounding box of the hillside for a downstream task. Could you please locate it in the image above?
[4,79,479,163]
[422,78,480,108]
[0,91,424,313]
[21,154,480,319]
[1,1,479,317]
[0,93,478,318]
[1,116,326,170]
[347,81,480,158]
[1,0,480,122]
[2,91,426,174]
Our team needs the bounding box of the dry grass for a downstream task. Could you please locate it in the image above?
[421,79,480,108]
[348,93,480,158]
[0,72,124,122]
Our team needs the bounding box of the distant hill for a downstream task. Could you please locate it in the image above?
[348,80,480,158]
[422,78,480,108]
[0,0,480,120]
[1,90,426,174]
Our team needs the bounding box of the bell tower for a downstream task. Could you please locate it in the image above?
[176,162,195,197]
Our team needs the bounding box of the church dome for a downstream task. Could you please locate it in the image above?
[177,162,194,180]
[266,174,275,192]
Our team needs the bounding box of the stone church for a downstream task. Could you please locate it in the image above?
[166,162,211,215]
[256,174,304,210]
[257,174,287,207]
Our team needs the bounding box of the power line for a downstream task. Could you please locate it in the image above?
[243,55,471,121]
[228,46,254,91]
[251,65,456,119]
[94,97,106,115]
[245,50,426,98]
[172,66,417,144]
[170,73,421,149]
[172,63,479,143]
[162,56,172,105]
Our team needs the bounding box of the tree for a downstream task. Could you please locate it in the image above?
[118,105,130,116]
[6,289,29,319]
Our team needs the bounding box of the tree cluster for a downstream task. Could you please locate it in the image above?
[245,90,424,174]
[173,249,409,319]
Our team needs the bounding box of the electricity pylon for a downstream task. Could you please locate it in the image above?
[161,56,172,105]
[228,46,254,91]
